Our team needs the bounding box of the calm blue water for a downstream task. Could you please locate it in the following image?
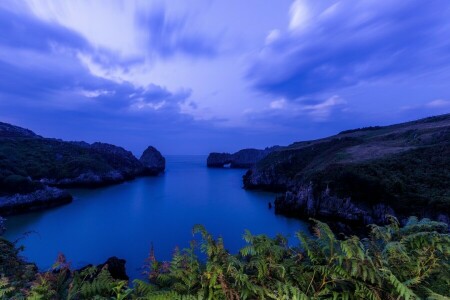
[5,156,308,279]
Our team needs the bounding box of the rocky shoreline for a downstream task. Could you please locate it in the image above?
[0,122,166,218]
[0,187,73,216]
[243,114,450,231]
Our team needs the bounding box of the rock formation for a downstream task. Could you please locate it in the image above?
[207,147,279,168]
[140,146,166,175]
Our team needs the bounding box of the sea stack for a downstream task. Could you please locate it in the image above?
[140,146,166,175]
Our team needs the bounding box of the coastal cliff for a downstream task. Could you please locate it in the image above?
[207,147,279,168]
[243,114,450,228]
[0,122,165,216]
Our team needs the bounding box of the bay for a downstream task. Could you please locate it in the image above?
[5,155,308,279]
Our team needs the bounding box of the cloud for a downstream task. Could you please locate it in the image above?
[265,30,281,45]
[269,99,286,110]
[289,0,310,30]
[244,95,347,130]
[426,99,450,108]
[400,98,450,119]
[79,89,115,98]
[0,5,192,114]
[301,95,346,121]
[136,5,219,59]
[247,0,450,100]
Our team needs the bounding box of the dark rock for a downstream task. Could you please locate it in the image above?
[139,146,165,175]
[78,257,129,281]
[274,184,389,225]
[207,147,279,168]
[101,257,129,281]
[0,187,72,216]
[207,153,232,168]
[41,171,126,188]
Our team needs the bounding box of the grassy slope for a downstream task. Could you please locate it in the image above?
[252,114,450,213]
[0,121,146,195]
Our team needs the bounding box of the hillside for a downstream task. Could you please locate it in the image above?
[243,114,450,227]
[0,122,165,215]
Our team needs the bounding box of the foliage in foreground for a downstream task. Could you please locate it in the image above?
[0,217,449,299]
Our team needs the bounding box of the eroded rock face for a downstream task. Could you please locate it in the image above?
[139,146,165,175]
[207,147,279,168]
[207,153,233,168]
[274,184,396,225]
[0,187,72,216]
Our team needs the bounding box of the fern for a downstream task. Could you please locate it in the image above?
[1,216,448,299]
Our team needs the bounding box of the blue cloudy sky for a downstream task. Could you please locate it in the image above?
[0,0,449,155]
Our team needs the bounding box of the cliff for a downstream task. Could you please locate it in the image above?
[207,147,279,168]
[243,114,450,227]
[0,122,165,216]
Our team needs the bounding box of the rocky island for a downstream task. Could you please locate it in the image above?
[207,146,279,168]
[243,114,450,229]
[0,122,165,216]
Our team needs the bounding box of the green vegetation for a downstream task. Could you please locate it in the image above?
[1,217,449,299]
[0,136,143,194]
[309,143,450,212]
[247,114,450,217]
[0,139,110,187]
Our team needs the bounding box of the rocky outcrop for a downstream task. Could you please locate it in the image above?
[207,147,279,168]
[140,146,165,175]
[40,171,127,188]
[244,113,450,229]
[39,142,150,188]
[207,153,233,168]
[99,257,129,281]
[0,121,166,216]
[0,187,72,216]
[274,184,396,225]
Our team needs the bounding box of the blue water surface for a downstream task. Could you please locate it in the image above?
[5,156,308,279]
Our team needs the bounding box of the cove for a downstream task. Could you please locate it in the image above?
[5,155,308,279]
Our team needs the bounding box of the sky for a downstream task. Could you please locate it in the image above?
[0,0,449,155]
